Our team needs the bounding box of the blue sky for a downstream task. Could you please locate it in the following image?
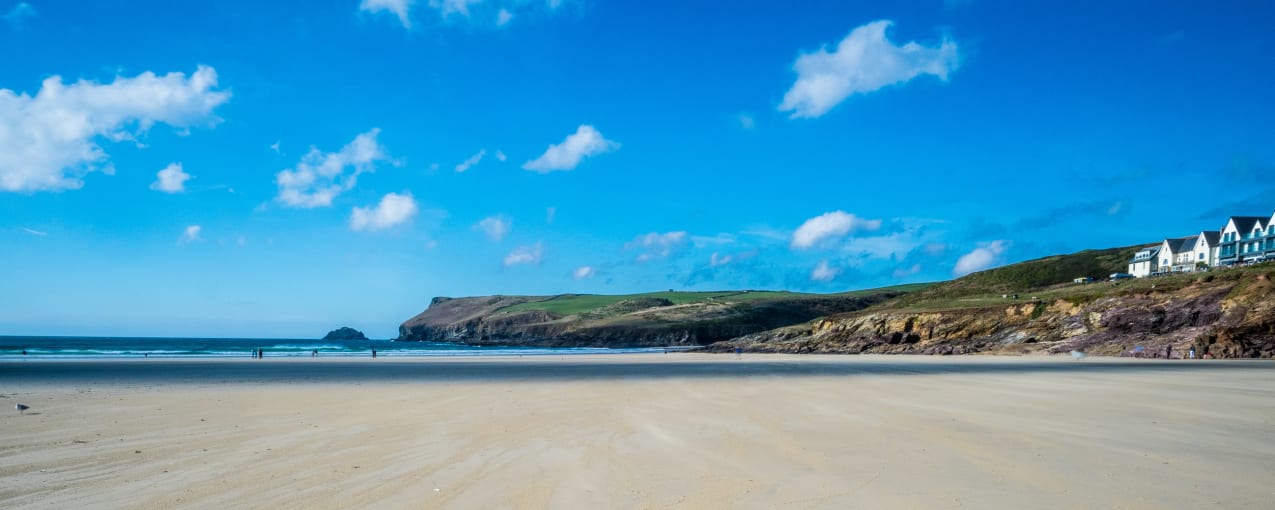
[2,0,1273,338]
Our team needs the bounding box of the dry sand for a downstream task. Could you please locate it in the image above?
[1,354,1272,509]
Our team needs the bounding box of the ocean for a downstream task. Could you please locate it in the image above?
[0,336,669,359]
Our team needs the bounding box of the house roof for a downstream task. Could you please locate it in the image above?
[1163,236,1195,253]
[1198,231,1220,246]
[1130,245,1160,262]
[1225,216,1268,233]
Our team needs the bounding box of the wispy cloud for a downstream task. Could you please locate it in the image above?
[504,242,544,267]
[0,66,230,192]
[523,125,619,173]
[275,129,390,208]
[709,252,733,267]
[3,2,35,26]
[180,225,202,244]
[360,0,416,28]
[475,215,511,241]
[811,260,840,281]
[455,149,486,172]
[572,266,596,280]
[627,231,688,262]
[21,227,47,236]
[779,20,959,118]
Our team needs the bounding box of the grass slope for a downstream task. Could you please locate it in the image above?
[888,244,1171,311]
[497,284,934,317]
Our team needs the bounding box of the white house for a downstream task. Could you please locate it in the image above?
[1191,231,1220,269]
[1127,209,1273,277]
[1157,236,1198,274]
[1128,245,1160,277]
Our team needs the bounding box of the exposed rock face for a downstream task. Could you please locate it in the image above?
[323,327,368,341]
[397,293,901,348]
[707,270,1275,359]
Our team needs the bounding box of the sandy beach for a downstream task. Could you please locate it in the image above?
[1,354,1272,509]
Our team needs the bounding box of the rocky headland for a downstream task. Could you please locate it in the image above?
[396,245,1275,358]
[322,327,368,341]
[396,290,908,348]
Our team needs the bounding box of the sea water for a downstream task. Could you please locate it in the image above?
[0,336,669,359]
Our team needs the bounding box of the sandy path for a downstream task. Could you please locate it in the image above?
[1,354,1272,509]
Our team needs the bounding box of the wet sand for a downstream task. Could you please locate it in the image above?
[1,354,1272,509]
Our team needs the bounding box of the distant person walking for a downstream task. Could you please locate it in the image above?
[372,349,377,359]
[735,347,742,360]
[312,349,318,358]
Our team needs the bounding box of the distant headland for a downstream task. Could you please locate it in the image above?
[322,327,368,341]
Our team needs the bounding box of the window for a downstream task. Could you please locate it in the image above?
[1199,253,1204,260]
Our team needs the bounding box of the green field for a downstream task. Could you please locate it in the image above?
[496,283,934,316]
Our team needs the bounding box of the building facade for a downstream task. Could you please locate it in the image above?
[1128,245,1160,277]
[1128,211,1272,277]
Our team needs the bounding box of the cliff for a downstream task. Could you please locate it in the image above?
[708,264,1275,358]
[396,289,919,347]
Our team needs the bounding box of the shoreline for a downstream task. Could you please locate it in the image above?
[3,354,1272,509]
[3,353,1269,385]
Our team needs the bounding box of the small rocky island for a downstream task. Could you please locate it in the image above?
[322,327,368,341]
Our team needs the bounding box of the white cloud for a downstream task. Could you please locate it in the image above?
[495,150,507,162]
[628,231,688,262]
[692,233,737,248]
[504,242,544,267]
[4,2,35,25]
[350,192,418,232]
[791,211,881,249]
[455,149,486,172]
[572,266,595,280]
[150,162,190,193]
[270,140,281,153]
[953,240,1009,276]
[496,8,512,26]
[275,129,390,208]
[360,0,416,27]
[21,227,46,236]
[779,20,959,119]
[892,264,922,278]
[475,214,510,241]
[0,66,230,192]
[811,260,840,282]
[432,0,481,16]
[709,252,732,267]
[181,225,202,243]
[523,125,619,173]
[737,113,755,129]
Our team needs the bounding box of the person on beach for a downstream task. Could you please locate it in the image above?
[372,349,377,358]
[735,347,742,359]
[312,349,318,358]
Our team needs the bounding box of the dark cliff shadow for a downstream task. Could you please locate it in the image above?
[0,357,1270,384]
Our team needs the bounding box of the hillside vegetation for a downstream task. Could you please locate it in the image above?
[893,244,1142,309]
[715,252,1275,359]
[397,285,929,347]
